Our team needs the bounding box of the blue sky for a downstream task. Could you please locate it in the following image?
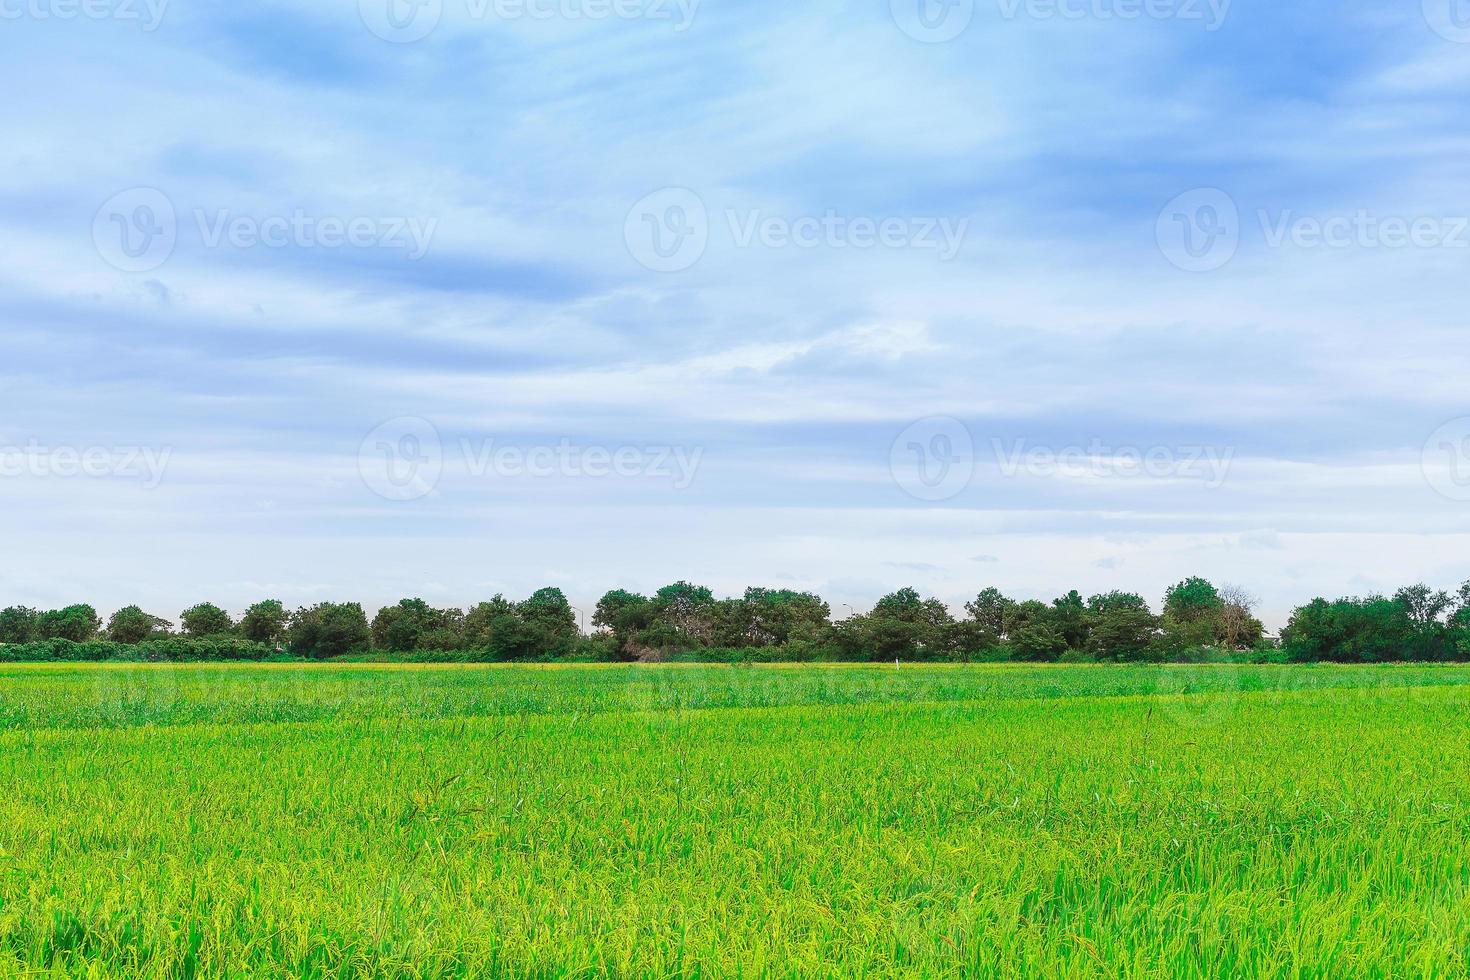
[3,0,1470,628]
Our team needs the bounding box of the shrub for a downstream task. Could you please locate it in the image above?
[0,637,281,663]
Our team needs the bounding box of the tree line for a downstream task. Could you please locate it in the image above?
[4,577,1470,663]
[0,590,585,661]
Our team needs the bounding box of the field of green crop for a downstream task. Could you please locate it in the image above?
[2,663,1470,977]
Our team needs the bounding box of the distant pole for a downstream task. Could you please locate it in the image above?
[570,605,586,635]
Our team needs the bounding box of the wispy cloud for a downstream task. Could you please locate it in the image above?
[3,0,1467,627]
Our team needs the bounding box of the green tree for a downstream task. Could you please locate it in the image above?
[1007,599,1049,635]
[288,603,370,660]
[965,587,1015,638]
[464,596,518,650]
[180,603,235,638]
[1050,590,1090,651]
[371,599,463,652]
[1281,595,1416,663]
[709,598,755,648]
[516,587,579,657]
[1010,622,1067,661]
[1085,592,1158,661]
[591,590,653,659]
[649,582,717,649]
[107,605,171,644]
[1448,582,1470,659]
[708,588,831,648]
[0,606,39,644]
[38,605,101,642]
[1394,584,1452,659]
[1163,577,1222,625]
[593,590,650,633]
[239,600,289,645]
[838,588,957,661]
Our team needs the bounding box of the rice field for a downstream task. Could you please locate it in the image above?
[2,662,1470,977]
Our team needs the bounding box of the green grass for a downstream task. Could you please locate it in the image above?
[1,663,1469,976]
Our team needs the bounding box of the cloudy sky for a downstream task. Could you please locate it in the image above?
[3,0,1469,628]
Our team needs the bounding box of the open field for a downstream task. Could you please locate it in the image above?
[3,663,1470,976]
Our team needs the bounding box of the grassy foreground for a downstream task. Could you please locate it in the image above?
[1,663,1469,977]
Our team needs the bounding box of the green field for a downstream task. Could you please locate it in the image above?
[2,663,1470,977]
